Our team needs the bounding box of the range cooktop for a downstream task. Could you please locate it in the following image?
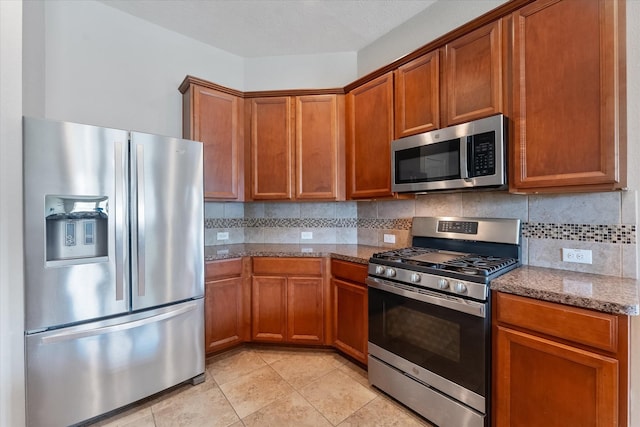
[371,247,518,278]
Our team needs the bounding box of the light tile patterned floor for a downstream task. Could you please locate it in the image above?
[89,345,434,427]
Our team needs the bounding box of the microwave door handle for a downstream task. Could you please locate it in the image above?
[460,136,469,179]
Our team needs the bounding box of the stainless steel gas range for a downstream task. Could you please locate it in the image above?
[367,216,521,427]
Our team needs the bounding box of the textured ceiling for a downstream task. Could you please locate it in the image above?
[99,0,437,57]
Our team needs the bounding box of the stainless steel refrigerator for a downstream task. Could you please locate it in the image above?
[23,117,205,427]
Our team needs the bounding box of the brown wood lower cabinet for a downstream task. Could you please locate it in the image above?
[251,257,327,345]
[331,259,368,365]
[492,292,629,427]
[204,258,251,354]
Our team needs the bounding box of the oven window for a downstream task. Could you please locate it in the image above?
[369,286,488,396]
[395,138,461,184]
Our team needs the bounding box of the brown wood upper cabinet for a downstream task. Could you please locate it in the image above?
[346,72,395,199]
[509,0,626,193]
[250,95,345,201]
[181,82,245,201]
[250,97,294,200]
[394,20,504,139]
[394,50,440,138]
[442,19,504,126]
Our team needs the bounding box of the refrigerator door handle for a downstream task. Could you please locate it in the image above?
[40,301,200,344]
[114,141,126,301]
[134,143,146,297]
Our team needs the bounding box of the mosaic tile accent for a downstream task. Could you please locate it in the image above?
[205,217,637,245]
[356,218,413,230]
[206,218,358,229]
[523,223,636,244]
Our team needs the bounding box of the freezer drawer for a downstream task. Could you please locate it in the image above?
[25,299,205,427]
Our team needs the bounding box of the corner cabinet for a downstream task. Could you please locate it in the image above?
[509,0,626,193]
[204,258,251,354]
[250,97,294,200]
[331,259,368,365]
[250,95,345,201]
[492,292,629,426]
[346,72,395,199]
[180,79,245,200]
[251,257,329,345]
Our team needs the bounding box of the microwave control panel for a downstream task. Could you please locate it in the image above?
[467,131,496,177]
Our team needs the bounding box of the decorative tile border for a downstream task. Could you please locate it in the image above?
[205,217,636,244]
[205,217,358,229]
[523,223,636,244]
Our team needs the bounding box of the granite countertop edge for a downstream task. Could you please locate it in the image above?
[205,245,640,316]
[204,244,382,265]
[491,265,640,316]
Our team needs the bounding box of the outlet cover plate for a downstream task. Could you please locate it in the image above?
[562,248,592,264]
[217,232,229,241]
[383,234,396,244]
[301,231,313,240]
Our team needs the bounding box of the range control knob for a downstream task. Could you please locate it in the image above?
[375,265,385,275]
[437,278,449,290]
[410,273,421,283]
[454,282,468,294]
[385,268,396,278]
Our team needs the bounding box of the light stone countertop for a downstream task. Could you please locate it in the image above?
[205,245,640,316]
[491,265,640,315]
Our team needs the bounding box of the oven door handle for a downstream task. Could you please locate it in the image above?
[366,277,486,318]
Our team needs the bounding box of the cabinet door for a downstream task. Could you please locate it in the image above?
[250,97,294,200]
[346,72,395,199]
[205,276,244,353]
[443,20,503,126]
[395,51,440,138]
[510,0,626,192]
[287,277,324,344]
[295,95,345,200]
[333,278,368,365]
[494,325,618,427]
[186,85,243,200]
[251,276,287,342]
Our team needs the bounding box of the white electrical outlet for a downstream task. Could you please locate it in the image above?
[562,248,592,264]
[216,231,229,241]
[301,231,313,240]
[383,234,396,244]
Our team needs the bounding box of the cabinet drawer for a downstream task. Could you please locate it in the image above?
[331,259,367,284]
[253,257,322,276]
[206,258,243,280]
[495,292,619,353]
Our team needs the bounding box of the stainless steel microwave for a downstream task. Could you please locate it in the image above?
[391,114,507,193]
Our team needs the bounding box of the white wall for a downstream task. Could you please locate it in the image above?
[357,0,509,76]
[244,52,357,91]
[41,0,244,137]
[0,1,25,426]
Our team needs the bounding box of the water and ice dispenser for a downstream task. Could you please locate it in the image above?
[45,195,108,263]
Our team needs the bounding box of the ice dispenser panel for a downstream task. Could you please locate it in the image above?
[45,195,108,263]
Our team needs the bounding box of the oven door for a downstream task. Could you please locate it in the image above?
[367,276,489,412]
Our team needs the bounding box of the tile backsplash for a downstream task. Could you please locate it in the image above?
[205,190,638,279]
